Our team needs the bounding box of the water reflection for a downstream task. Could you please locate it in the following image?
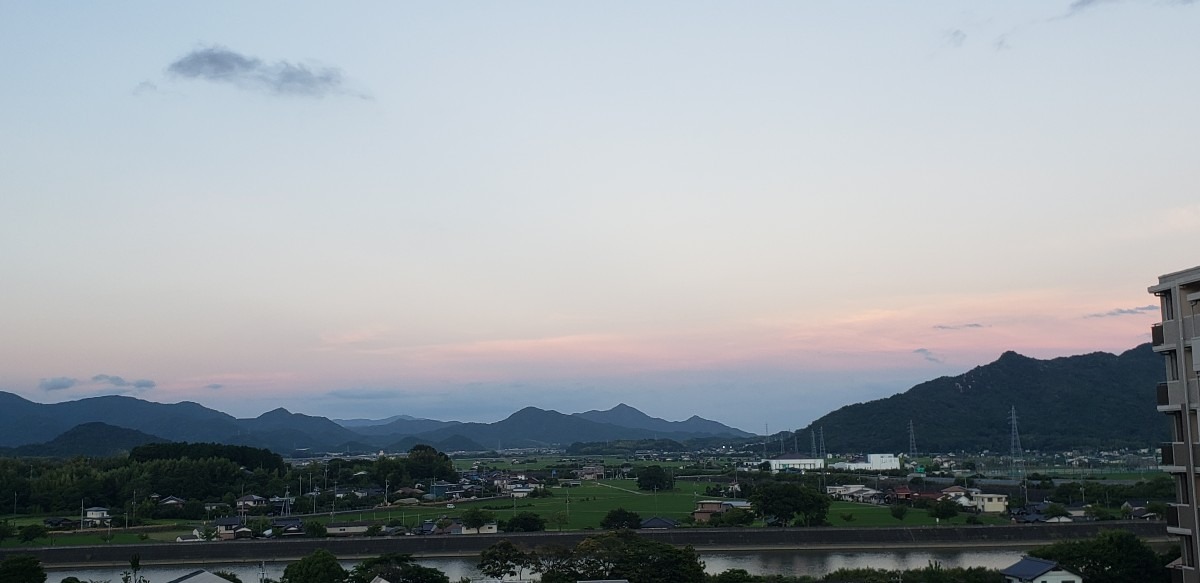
[49,549,1026,581]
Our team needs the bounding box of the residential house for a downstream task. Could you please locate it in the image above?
[82,507,111,528]
[235,494,267,510]
[43,517,79,530]
[164,571,237,583]
[692,499,752,523]
[213,516,252,540]
[999,556,1082,583]
[640,516,680,529]
[576,465,605,480]
[159,495,187,507]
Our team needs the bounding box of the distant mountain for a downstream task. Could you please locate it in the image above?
[349,417,462,437]
[0,422,167,458]
[385,434,488,453]
[333,414,421,428]
[0,392,239,447]
[410,406,682,448]
[574,403,753,437]
[236,408,362,449]
[799,344,1167,452]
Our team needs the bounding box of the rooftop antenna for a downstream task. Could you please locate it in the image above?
[1009,406,1028,502]
[908,420,918,458]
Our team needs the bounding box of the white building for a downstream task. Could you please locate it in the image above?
[831,454,901,471]
[762,454,824,473]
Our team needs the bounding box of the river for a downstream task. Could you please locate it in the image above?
[48,549,1026,581]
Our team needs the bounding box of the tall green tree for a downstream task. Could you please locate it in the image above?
[460,507,496,531]
[18,524,48,543]
[478,540,532,580]
[635,466,674,491]
[348,553,448,583]
[503,511,546,532]
[282,549,347,583]
[750,481,830,526]
[1030,529,1169,583]
[927,499,959,521]
[0,555,46,583]
[600,508,642,530]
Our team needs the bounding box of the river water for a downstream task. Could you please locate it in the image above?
[48,549,1026,581]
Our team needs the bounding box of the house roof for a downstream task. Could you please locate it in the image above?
[640,516,680,529]
[164,570,236,583]
[214,516,244,526]
[999,556,1073,580]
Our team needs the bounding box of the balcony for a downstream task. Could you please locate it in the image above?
[1162,383,1173,407]
[1165,444,1177,466]
[1155,324,1167,347]
[1168,505,1197,534]
[1172,566,1200,583]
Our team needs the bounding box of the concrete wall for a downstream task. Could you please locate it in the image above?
[2,521,1169,569]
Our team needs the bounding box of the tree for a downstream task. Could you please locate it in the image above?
[927,499,959,521]
[710,507,754,527]
[460,507,496,531]
[478,540,531,580]
[0,520,15,546]
[19,524,49,543]
[349,553,448,583]
[600,508,642,530]
[1044,503,1070,519]
[750,481,830,527]
[503,511,546,532]
[1031,530,1168,583]
[303,520,327,538]
[549,511,569,532]
[890,504,909,521]
[0,555,46,583]
[635,466,674,491]
[571,530,704,583]
[282,549,347,583]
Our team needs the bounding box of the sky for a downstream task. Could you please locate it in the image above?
[1,1,1198,433]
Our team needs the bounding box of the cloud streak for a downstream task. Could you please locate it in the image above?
[167,46,351,97]
[913,348,943,364]
[39,377,77,391]
[1083,305,1157,318]
[92,374,155,390]
[933,323,984,330]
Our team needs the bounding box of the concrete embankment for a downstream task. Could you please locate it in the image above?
[2,521,1170,569]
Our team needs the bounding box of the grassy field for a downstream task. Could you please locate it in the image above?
[0,480,1011,548]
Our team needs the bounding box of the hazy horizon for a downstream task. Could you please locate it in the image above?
[2,2,1195,431]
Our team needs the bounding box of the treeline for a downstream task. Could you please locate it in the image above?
[128,443,286,473]
[566,438,688,455]
[0,444,458,517]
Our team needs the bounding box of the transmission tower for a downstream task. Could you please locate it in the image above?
[1009,406,1028,502]
[908,420,918,457]
[818,426,826,458]
[811,431,818,458]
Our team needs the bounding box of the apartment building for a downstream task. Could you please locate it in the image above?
[1151,266,1200,583]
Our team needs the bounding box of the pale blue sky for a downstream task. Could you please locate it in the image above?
[1,1,1197,432]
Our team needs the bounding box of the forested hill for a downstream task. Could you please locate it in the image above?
[800,344,1167,452]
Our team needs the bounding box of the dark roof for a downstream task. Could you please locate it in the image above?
[214,516,244,526]
[639,516,680,529]
[999,556,1069,580]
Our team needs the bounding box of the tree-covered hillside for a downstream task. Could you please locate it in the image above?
[800,344,1167,452]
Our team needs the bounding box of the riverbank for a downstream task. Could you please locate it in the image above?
[3,521,1170,569]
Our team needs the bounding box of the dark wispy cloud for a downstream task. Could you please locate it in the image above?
[913,348,944,364]
[327,388,399,401]
[39,377,77,391]
[933,323,984,330]
[92,374,155,390]
[945,29,967,48]
[166,46,352,97]
[1064,0,1197,18]
[1084,305,1157,318]
[205,383,224,390]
